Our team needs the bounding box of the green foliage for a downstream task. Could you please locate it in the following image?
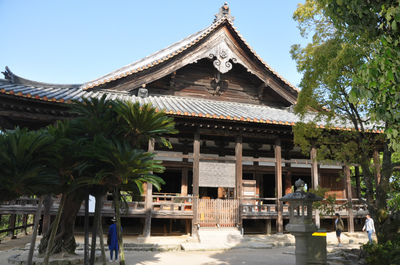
[0,128,61,201]
[293,122,322,155]
[87,135,165,192]
[308,186,337,216]
[68,95,177,195]
[324,0,400,151]
[362,234,400,265]
[293,0,400,244]
[114,100,178,148]
[0,215,10,238]
[291,0,374,166]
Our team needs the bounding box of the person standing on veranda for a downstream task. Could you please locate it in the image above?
[362,214,375,243]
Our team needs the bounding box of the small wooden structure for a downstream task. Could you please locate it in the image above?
[0,3,372,238]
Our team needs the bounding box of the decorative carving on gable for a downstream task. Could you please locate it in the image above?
[207,70,228,96]
[208,41,238,74]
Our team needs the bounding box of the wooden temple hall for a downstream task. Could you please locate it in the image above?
[0,3,367,238]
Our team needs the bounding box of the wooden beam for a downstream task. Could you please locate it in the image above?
[0,110,63,122]
[275,138,283,234]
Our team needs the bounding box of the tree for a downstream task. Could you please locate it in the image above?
[0,127,62,265]
[291,0,400,243]
[322,1,400,150]
[88,136,166,265]
[0,127,60,201]
[37,95,177,264]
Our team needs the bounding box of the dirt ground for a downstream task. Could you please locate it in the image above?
[0,231,373,265]
[0,233,296,265]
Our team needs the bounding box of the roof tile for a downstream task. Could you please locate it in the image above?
[0,80,373,131]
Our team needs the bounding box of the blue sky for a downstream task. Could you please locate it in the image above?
[0,1,308,87]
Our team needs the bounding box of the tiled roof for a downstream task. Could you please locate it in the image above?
[81,15,299,93]
[0,80,382,132]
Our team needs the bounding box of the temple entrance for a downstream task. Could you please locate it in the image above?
[197,199,239,227]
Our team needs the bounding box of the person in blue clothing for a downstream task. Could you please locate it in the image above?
[108,216,120,262]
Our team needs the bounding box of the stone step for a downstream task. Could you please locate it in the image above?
[74,243,181,252]
[198,227,242,245]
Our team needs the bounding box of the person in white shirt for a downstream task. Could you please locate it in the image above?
[362,214,375,243]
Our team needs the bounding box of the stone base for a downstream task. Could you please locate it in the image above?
[8,251,100,265]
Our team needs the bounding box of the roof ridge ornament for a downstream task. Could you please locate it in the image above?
[2,66,14,83]
[214,2,234,23]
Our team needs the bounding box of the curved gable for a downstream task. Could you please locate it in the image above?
[82,4,298,105]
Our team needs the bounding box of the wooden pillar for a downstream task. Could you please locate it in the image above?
[235,135,243,198]
[181,168,188,196]
[284,172,292,195]
[256,171,264,198]
[275,138,283,234]
[144,139,155,238]
[345,165,354,232]
[42,195,52,235]
[373,149,381,186]
[310,143,320,228]
[191,132,200,237]
[181,151,189,196]
[284,147,292,195]
[8,214,16,238]
[235,135,243,231]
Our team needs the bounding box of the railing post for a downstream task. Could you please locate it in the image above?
[43,195,52,235]
[22,214,28,235]
[8,214,16,238]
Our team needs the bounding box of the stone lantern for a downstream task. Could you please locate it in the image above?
[280,179,323,265]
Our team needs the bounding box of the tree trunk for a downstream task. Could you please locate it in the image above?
[27,196,44,265]
[42,194,66,265]
[114,188,125,265]
[97,196,107,265]
[90,194,102,265]
[84,192,89,265]
[376,140,398,243]
[38,189,86,255]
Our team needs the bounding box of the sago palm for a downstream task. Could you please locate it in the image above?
[0,127,60,201]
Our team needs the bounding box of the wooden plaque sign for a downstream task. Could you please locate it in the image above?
[199,161,235,187]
